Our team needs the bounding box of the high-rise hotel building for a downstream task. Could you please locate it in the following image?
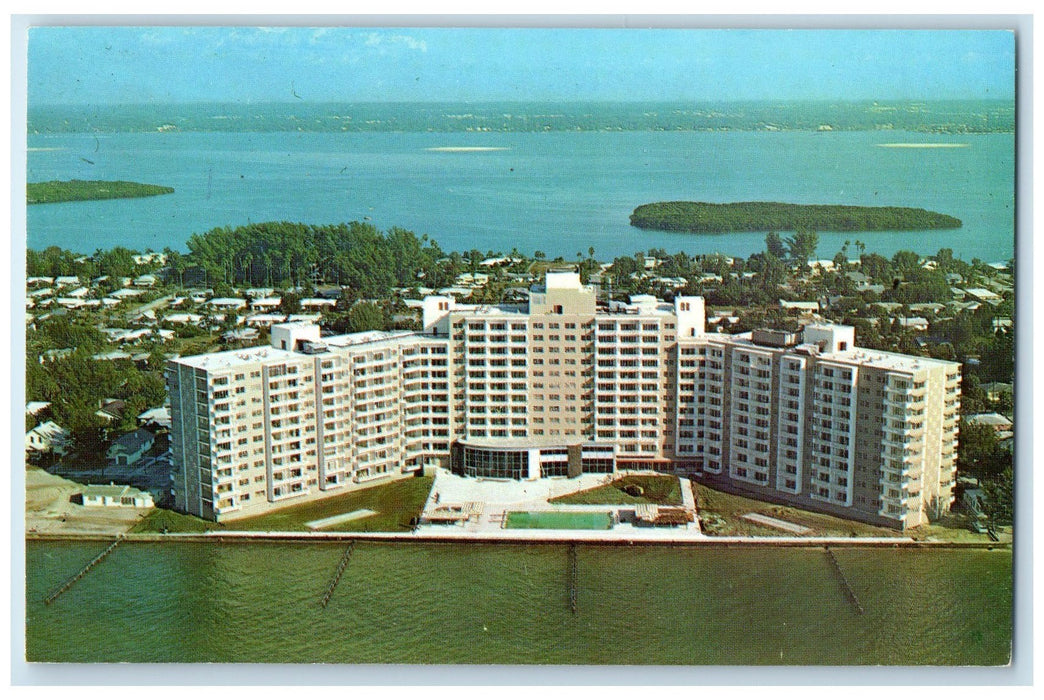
[169,270,959,529]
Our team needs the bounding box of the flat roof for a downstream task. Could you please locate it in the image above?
[323,330,428,351]
[83,484,136,498]
[676,333,960,372]
[176,328,448,371]
[826,347,960,373]
[175,345,297,371]
[449,304,529,317]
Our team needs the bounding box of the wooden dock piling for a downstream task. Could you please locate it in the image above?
[320,542,355,608]
[44,535,123,605]
[568,544,579,615]
[824,546,864,615]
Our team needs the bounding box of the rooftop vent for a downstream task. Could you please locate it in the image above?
[751,329,800,348]
[300,341,329,355]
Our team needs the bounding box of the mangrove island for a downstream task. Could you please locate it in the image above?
[27,180,175,205]
[630,201,963,233]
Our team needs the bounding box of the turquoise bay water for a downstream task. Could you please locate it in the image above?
[26,130,1014,261]
[26,541,1012,665]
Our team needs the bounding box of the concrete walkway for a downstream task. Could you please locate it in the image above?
[184,530,921,546]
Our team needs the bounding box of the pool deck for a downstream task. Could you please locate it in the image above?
[415,469,704,539]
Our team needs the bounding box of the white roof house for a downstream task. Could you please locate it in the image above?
[223,328,260,342]
[250,297,283,310]
[246,313,287,327]
[963,288,1003,304]
[300,298,337,309]
[103,328,152,344]
[92,350,134,361]
[109,288,146,299]
[132,252,167,265]
[25,420,70,455]
[454,273,490,288]
[83,483,155,509]
[897,317,931,331]
[209,298,247,310]
[245,288,275,299]
[965,413,1014,432]
[138,406,172,429]
[437,287,474,299]
[287,313,322,323]
[26,401,51,416]
[780,300,821,313]
[165,313,204,324]
[55,298,87,309]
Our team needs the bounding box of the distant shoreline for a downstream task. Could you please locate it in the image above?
[425,146,510,152]
[27,98,1015,135]
[878,143,970,148]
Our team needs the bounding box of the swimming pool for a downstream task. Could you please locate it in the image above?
[503,511,613,530]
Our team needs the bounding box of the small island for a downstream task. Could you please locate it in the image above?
[27,179,175,205]
[629,201,962,233]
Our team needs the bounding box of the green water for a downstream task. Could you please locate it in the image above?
[504,511,613,530]
[25,541,1012,665]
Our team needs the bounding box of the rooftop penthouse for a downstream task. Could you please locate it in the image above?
[169,271,959,530]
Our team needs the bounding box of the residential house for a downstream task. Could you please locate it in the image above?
[107,428,155,466]
[965,413,1013,434]
[82,483,155,508]
[25,420,70,456]
[138,406,172,431]
[96,399,127,423]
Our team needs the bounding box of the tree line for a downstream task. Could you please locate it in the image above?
[183,221,455,297]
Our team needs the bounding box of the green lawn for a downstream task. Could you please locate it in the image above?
[129,475,433,534]
[229,475,433,532]
[129,508,220,534]
[692,480,1004,541]
[912,512,1010,544]
[550,475,682,506]
[691,481,899,538]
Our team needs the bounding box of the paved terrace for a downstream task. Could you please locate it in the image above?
[412,469,704,541]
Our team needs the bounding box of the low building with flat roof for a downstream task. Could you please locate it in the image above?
[83,483,155,508]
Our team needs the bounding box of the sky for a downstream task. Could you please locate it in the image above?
[27,26,1015,105]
